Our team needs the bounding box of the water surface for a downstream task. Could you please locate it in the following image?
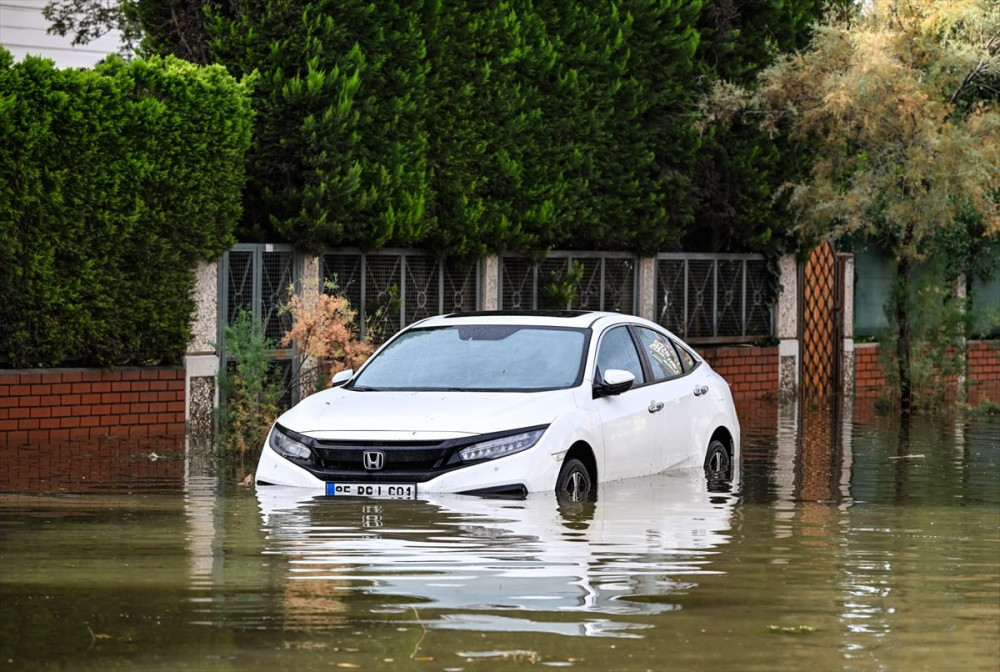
[1,403,998,671]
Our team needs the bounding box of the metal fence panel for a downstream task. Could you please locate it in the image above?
[685,259,716,338]
[323,249,481,342]
[602,257,637,314]
[224,248,254,327]
[220,243,299,404]
[656,258,687,335]
[656,253,771,342]
[262,249,295,344]
[404,255,442,325]
[501,252,638,313]
[444,259,479,314]
[715,259,744,337]
[500,256,535,310]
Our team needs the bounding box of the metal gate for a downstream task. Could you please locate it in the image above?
[219,243,299,404]
[800,241,844,399]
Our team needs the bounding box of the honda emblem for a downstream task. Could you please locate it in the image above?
[362,451,385,470]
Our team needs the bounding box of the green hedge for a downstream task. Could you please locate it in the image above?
[203,1,704,256]
[0,50,253,367]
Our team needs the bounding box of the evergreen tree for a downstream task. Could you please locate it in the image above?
[208,0,431,252]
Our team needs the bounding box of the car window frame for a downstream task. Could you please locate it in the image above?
[593,322,700,391]
[594,324,647,387]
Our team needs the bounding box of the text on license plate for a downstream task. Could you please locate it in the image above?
[325,482,416,499]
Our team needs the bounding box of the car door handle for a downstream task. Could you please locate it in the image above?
[693,385,709,397]
[648,400,664,413]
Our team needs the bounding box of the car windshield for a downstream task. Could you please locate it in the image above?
[350,325,588,391]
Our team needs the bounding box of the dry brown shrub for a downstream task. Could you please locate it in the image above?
[281,280,375,388]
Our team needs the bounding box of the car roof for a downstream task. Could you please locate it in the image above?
[410,311,659,331]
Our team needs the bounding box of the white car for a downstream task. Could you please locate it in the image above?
[255,311,740,499]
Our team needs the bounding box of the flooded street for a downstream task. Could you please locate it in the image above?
[1,403,998,671]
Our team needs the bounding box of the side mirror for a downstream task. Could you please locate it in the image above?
[594,368,635,398]
[330,369,354,387]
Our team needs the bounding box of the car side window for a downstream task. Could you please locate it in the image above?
[635,327,684,382]
[674,340,698,372]
[596,326,646,385]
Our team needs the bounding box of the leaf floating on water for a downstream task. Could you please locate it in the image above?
[766,625,817,634]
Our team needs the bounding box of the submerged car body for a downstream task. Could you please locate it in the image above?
[255,311,741,499]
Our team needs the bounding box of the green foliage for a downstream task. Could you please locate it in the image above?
[0,50,253,367]
[40,0,833,258]
[749,0,1000,411]
[217,311,282,464]
[208,0,432,254]
[689,0,823,254]
[540,260,585,310]
[130,1,718,256]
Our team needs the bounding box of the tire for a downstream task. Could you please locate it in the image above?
[556,458,594,502]
[704,439,733,488]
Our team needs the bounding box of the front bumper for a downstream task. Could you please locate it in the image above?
[255,440,564,495]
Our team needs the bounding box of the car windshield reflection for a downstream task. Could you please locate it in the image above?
[350,326,589,391]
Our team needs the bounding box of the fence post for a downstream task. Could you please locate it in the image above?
[777,254,799,402]
[840,253,856,405]
[185,258,220,448]
[481,255,499,311]
[637,256,656,322]
[954,272,968,404]
[294,253,323,399]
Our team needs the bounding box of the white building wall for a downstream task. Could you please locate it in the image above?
[1,0,121,69]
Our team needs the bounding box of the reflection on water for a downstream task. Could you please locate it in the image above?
[1,406,998,671]
[255,469,736,638]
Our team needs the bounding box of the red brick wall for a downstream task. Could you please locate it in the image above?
[699,345,778,401]
[0,437,185,492]
[0,368,186,446]
[854,343,885,400]
[965,341,999,404]
[854,341,1000,405]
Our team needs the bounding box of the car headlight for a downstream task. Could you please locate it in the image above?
[268,425,312,460]
[458,429,545,462]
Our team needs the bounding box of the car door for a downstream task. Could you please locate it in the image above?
[592,325,659,482]
[633,326,709,471]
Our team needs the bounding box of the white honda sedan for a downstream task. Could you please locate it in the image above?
[255,311,740,500]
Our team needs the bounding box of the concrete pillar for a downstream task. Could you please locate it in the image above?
[298,253,321,290]
[185,259,220,447]
[481,256,499,311]
[839,253,856,407]
[637,256,656,322]
[776,254,799,403]
[294,253,323,397]
[954,273,968,403]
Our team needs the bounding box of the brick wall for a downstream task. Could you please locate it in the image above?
[700,345,779,401]
[0,437,185,492]
[0,368,186,446]
[854,343,884,401]
[855,341,1000,405]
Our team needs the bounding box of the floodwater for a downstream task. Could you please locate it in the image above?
[1,401,998,671]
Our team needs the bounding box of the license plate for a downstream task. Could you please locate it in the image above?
[325,482,417,499]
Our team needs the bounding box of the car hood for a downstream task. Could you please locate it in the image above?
[277,387,577,439]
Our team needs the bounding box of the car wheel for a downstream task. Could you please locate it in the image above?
[704,439,733,487]
[556,458,593,502]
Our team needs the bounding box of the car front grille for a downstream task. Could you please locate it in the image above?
[312,440,459,473]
